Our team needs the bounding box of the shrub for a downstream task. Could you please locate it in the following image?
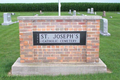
[0,3,120,12]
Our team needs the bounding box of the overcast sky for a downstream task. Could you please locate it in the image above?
[0,0,120,3]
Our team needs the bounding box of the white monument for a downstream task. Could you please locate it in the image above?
[91,8,94,14]
[68,9,72,14]
[73,10,76,16]
[2,13,13,25]
[87,8,90,14]
[100,18,111,36]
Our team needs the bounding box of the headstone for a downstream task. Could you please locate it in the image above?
[68,9,71,14]
[100,18,111,36]
[110,16,112,18]
[91,8,94,14]
[117,12,120,14]
[73,10,76,16]
[2,13,13,25]
[40,10,43,14]
[11,13,15,15]
[95,12,97,15]
[87,8,90,14]
[35,14,38,16]
[81,14,84,16]
[103,11,106,17]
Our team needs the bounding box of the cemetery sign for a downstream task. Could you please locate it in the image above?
[33,31,86,45]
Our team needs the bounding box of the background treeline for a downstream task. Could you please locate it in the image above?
[0,3,120,12]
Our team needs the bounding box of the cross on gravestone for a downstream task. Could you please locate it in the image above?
[91,8,94,14]
[103,11,106,17]
[2,13,13,25]
[87,8,90,14]
[100,18,111,36]
[73,10,76,16]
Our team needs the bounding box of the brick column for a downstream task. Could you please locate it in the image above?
[86,20,100,62]
[19,20,34,63]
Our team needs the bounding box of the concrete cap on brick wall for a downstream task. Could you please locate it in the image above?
[17,16,102,20]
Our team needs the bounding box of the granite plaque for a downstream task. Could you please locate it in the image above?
[33,31,86,45]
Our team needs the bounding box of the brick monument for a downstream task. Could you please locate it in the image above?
[12,16,107,75]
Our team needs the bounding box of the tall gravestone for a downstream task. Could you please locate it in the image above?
[87,8,90,14]
[73,10,76,16]
[40,10,43,14]
[2,13,13,25]
[12,16,107,76]
[91,8,94,14]
[68,9,72,14]
[100,18,111,36]
[103,11,106,17]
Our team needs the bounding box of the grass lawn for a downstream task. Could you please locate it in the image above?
[0,11,120,80]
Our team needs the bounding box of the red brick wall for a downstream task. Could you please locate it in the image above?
[18,16,101,63]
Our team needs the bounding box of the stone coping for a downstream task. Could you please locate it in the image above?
[17,16,102,20]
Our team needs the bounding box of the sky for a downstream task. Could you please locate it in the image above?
[0,0,120,3]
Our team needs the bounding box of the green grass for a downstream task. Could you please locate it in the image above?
[0,11,120,80]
